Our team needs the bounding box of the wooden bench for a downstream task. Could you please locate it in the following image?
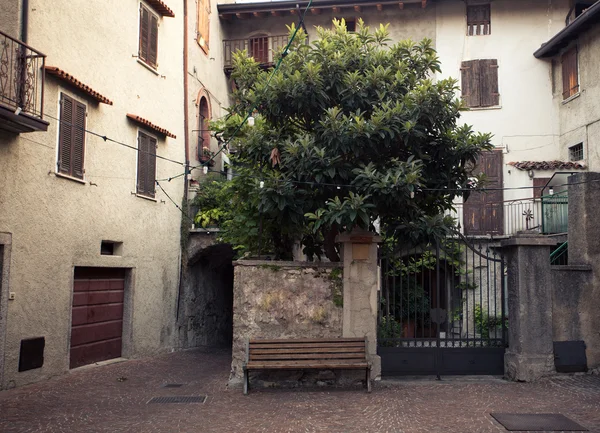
[243,337,371,394]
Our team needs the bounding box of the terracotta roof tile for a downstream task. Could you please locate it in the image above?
[146,0,175,17]
[45,66,113,105]
[508,160,586,171]
[126,113,176,139]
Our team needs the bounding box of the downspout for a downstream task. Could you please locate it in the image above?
[21,0,29,43]
[176,0,190,324]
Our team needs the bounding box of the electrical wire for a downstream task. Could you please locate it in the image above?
[156,180,194,222]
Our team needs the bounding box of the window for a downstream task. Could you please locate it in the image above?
[139,3,159,68]
[137,131,157,198]
[569,143,584,161]
[58,94,86,180]
[249,35,270,64]
[334,17,356,32]
[198,96,211,160]
[197,0,210,54]
[561,46,579,100]
[467,4,491,36]
[461,59,500,108]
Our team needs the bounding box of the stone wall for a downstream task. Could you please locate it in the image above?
[230,261,343,381]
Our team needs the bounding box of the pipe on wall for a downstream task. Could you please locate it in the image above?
[21,0,29,43]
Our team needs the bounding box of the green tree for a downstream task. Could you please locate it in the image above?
[213,20,492,261]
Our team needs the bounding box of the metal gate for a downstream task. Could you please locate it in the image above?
[377,235,507,377]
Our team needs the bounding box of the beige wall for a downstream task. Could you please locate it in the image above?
[551,24,600,171]
[187,0,232,180]
[0,0,185,388]
[436,0,569,202]
[0,0,20,39]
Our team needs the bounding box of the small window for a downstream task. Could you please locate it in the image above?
[198,96,211,160]
[561,46,579,100]
[137,131,157,198]
[461,59,500,108]
[249,35,270,64]
[139,3,159,68]
[467,4,491,36]
[197,0,211,53]
[569,143,584,161]
[334,17,356,32]
[58,94,86,179]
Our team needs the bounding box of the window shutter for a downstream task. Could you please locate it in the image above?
[480,59,499,107]
[146,137,157,198]
[72,101,86,179]
[197,0,210,53]
[139,5,150,63]
[561,47,578,100]
[137,133,149,195]
[461,60,480,108]
[149,14,159,67]
[58,94,74,175]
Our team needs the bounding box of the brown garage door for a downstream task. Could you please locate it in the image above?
[70,267,125,369]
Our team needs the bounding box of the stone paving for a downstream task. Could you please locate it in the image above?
[1,348,600,433]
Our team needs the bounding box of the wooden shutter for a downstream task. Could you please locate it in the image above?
[249,36,269,64]
[480,59,499,107]
[149,14,158,67]
[139,5,150,63]
[137,133,149,195]
[467,4,491,36]
[561,46,578,100]
[197,0,210,53]
[146,136,157,198]
[58,94,74,175]
[463,150,504,236]
[461,60,480,108]
[72,100,86,179]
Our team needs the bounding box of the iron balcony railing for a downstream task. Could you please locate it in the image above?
[0,30,46,119]
[446,195,568,237]
[223,35,290,69]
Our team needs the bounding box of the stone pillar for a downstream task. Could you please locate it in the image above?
[568,172,600,264]
[501,233,557,381]
[336,228,382,379]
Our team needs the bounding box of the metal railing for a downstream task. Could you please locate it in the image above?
[223,35,290,69]
[445,195,568,237]
[0,30,46,118]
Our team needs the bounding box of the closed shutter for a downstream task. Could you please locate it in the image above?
[137,133,149,195]
[149,14,159,67]
[72,100,86,179]
[197,0,210,53]
[146,136,157,198]
[58,94,74,175]
[139,5,150,63]
[461,60,480,108]
[561,46,578,100]
[480,59,499,107]
[58,94,86,179]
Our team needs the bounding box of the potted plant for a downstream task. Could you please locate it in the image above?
[198,147,215,166]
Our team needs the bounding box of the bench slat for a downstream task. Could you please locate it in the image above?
[246,360,369,370]
[250,342,365,349]
[250,347,365,355]
[250,353,366,360]
[249,338,364,344]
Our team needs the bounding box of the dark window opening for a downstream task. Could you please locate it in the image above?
[19,337,45,372]
[335,17,356,32]
[461,59,500,108]
[198,97,211,162]
[467,4,491,36]
[569,143,584,161]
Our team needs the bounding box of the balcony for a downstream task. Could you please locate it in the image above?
[446,195,568,238]
[0,30,48,133]
[223,35,290,71]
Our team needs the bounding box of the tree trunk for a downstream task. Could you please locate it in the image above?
[323,225,340,262]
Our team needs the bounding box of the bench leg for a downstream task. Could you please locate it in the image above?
[366,367,372,393]
[243,368,249,395]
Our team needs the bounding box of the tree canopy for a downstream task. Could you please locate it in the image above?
[204,20,492,261]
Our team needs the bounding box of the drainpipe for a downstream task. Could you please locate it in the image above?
[21,0,29,43]
[176,0,190,323]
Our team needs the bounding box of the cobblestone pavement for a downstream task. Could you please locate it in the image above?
[1,348,600,433]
